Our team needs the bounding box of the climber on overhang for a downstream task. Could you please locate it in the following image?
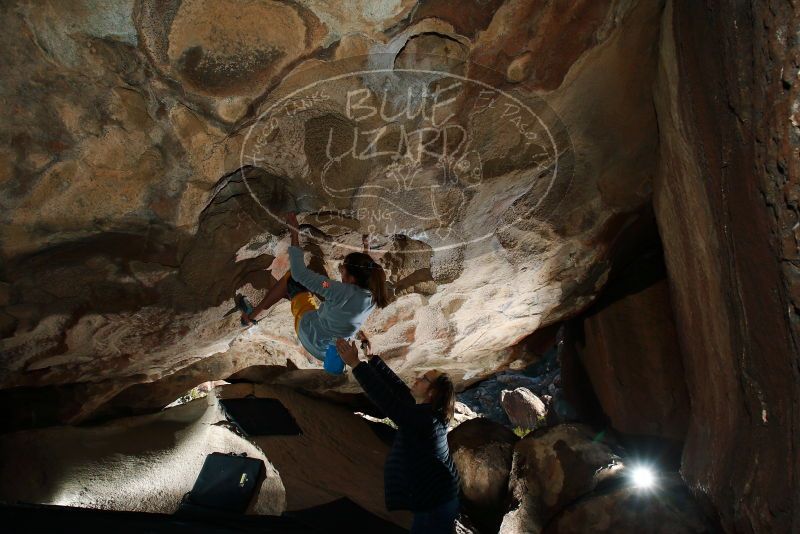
[336,337,461,533]
[243,212,389,373]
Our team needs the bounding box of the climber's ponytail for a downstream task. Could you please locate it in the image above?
[343,252,390,308]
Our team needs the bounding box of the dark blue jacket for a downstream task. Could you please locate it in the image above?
[352,357,460,512]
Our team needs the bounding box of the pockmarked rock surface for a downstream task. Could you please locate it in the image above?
[0,395,286,515]
[0,0,662,425]
[499,423,624,534]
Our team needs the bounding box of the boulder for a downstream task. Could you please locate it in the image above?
[500,387,547,431]
[458,378,513,427]
[452,401,480,428]
[500,424,623,534]
[448,418,518,533]
[458,366,558,427]
[216,383,411,528]
[0,396,285,515]
[545,475,712,533]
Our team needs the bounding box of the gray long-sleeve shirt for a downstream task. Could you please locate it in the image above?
[288,246,375,360]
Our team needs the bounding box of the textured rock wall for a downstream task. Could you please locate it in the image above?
[655,1,800,531]
[0,0,664,426]
[4,0,798,529]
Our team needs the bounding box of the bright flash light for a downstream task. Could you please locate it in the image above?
[630,465,657,490]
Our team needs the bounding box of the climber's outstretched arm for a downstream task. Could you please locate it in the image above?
[285,214,351,305]
[287,211,301,247]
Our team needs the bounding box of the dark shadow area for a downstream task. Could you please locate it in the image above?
[0,503,307,533]
[559,319,608,429]
[559,217,690,469]
[2,498,410,533]
[220,398,302,437]
[0,381,120,433]
[284,498,407,534]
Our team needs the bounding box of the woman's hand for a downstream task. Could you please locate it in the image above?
[335,338,361,367]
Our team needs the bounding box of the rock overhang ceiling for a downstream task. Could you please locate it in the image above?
[4,2,800,531]
[0,0,662,412]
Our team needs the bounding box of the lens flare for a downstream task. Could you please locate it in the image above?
[630,465,656,489]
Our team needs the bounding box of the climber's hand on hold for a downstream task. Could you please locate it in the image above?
[357,331,373,358]
[335,338,360,367]
[241,305,261,326]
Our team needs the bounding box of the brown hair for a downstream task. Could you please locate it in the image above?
[343,252,389,308]
[429,373,455,425]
